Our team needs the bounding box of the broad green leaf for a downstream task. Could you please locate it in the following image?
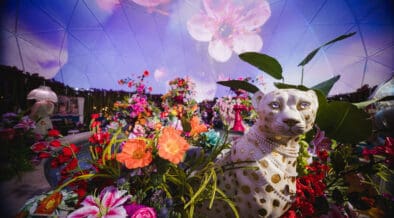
[311,75,341,96]
[217,80,259,93]
[274,82,327,107]
[316,101,372,144]
[239,52,283,80]
[274,82,309,91]
[298,32,356,66]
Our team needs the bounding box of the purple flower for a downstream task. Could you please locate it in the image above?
[311,126,332,153]
[13,116,36,131]
[124,203,157,218]
[68,186,131,218]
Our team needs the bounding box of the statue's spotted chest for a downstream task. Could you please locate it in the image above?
[198,89,318,218]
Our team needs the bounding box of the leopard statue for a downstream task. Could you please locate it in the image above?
[198,88,319,218]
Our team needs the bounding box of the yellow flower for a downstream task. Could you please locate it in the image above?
[116,139,153,169]
[158,127,190,164]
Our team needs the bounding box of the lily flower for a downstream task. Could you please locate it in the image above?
[68,186,130,218]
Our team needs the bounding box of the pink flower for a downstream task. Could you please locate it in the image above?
[187,0,271,62]
[68,186,131,218]
[124,203,157,218]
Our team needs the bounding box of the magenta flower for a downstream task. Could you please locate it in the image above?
[311,126,332,153]
[187,0,271,62]
[68,186,131,218]
[124,203,157,218]
[13,116,36,131]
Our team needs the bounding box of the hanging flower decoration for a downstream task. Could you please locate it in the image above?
[187,0,271,62]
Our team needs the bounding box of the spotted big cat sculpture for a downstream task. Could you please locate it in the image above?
[198,88,319,218]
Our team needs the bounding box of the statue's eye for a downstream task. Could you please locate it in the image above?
[269,102,280,109]
[298,101,310,110]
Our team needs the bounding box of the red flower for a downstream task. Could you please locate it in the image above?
[148,86,153,92]
[62,144,80,156]
[62,158,78,173]
[143,70,150,77]
[50,140,62,148]
[31,141,49,152]
[57,153,72,164]
[39,152,52,159]
[281,209,297,218]
[128,81,133,88]
[89,132,110,145]
[48,129,61,137]
[317,150,329,162]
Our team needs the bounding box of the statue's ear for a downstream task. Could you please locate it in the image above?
[307,90,319,110]
[252,91,265,110]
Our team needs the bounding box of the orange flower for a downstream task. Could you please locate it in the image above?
[116,139,152,169]
[154,122,163,131]
[34,192,63,214]
[158,127,190,164]
[189,116,208,137]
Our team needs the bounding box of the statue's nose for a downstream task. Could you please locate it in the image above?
[283,119,300,127]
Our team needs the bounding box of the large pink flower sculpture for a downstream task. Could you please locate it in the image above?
[187,0,271,62]
[132,0,171,15]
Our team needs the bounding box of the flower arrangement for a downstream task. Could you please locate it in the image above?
[17,74,238,218]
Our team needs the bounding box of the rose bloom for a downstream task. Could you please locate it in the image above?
[116,139,153,169]
[157,127,190,164]
[125,203,156,218]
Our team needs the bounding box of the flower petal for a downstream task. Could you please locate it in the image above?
[187,14,215,42]
[81,195,97,207]
[238,0,271,30]
[232,33,263,54]
[208,39,232,62]
[67,205,99,218]
[101,190,115,208]
[104,206,128,218]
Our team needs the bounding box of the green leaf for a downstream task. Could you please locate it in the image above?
[353,96,394,109]
[239,52,283,80]
[316,101,372,144]
[323,32,357,47]
[217,80,259,93]
[298,32,356,66]
[274,82,327,108]
[298,48,320,67]
[274,82,309,91]
[181,117,191,132]
[311,75,341,96]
